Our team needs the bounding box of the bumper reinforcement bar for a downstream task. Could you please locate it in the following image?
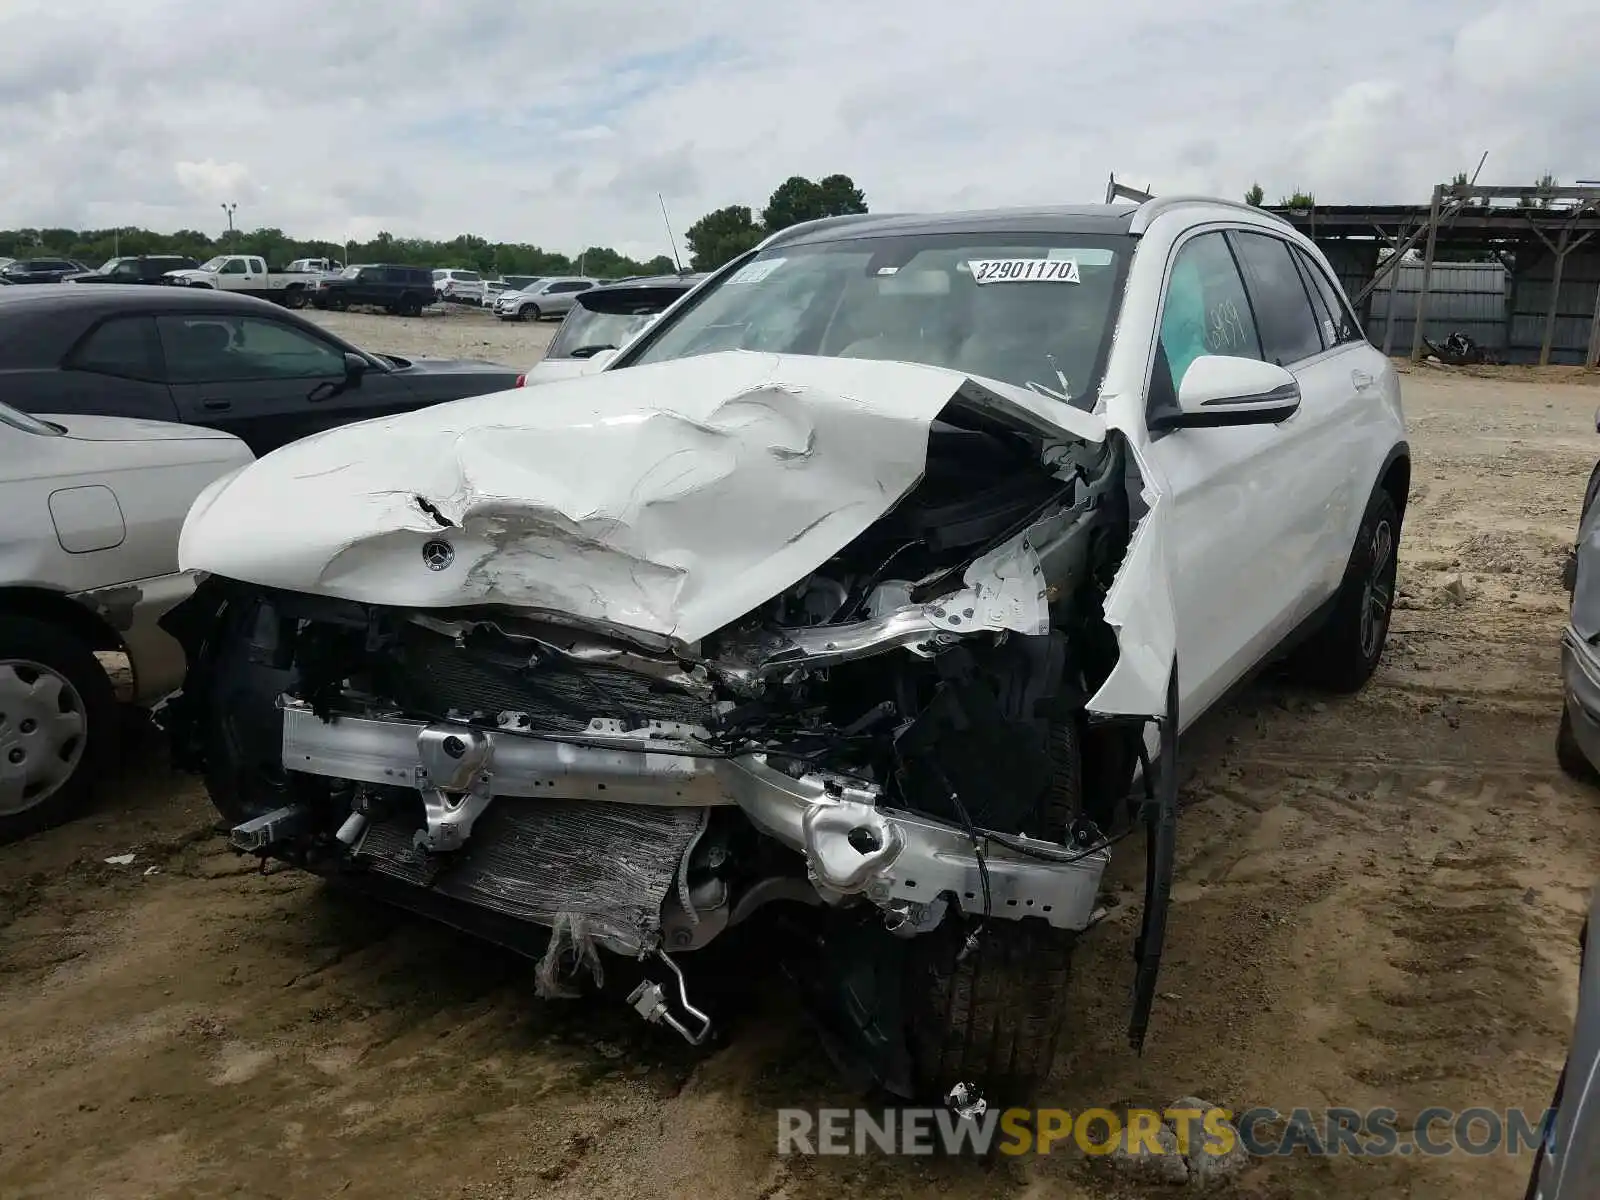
[278,700,1107,930]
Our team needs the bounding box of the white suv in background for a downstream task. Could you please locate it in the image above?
[432,268,486,304]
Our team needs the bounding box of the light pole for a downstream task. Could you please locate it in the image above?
[220,202,237,247]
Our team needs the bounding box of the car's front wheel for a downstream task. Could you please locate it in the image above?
[519,303,540,321]
[1294,488,1402,693]
[0,616,116,843]
[901,719,1083,1104]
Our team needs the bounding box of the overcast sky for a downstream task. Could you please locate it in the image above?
[2,0,1593,259]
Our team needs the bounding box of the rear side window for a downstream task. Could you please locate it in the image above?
[67,316,165,381]
[1292,248,1362,348]
[1227,231,1324,366]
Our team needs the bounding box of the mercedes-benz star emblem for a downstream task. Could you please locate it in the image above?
[421,539,455,571]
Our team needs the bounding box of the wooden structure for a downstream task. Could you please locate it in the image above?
[1271,184,1600,367]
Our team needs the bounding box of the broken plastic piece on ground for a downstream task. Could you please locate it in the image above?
[533,912,606,1000]
[946,1080,987,1120]
[103,853,136,866]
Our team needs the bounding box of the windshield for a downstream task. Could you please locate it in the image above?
[627,232,1130,408]
[503,276,541,292]
[548,306,663,359]
[341,265,364,279]
[197,256,228,272]
[97,258,124,272]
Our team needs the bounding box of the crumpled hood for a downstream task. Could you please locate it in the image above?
[178,350,1102,644]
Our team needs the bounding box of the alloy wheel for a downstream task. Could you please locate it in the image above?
[1359,519,1396,661]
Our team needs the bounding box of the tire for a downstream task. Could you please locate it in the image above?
[284,287,308,309]
[0,616,117,843]
[398,293,423,317]
[902,720,1082,1105]
[1293,488,1402,693]
[520,304,540,321]
[196,596,302,826]
[1557,704,1597,782]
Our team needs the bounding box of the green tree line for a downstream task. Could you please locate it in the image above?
[0,226,678,279]
[683,173,868,270]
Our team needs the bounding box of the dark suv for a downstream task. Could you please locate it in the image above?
[68,255,200,285]
[311,264,435,316]
[2,258,89,284]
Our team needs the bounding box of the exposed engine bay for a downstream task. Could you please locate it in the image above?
[157,353,1179,1101]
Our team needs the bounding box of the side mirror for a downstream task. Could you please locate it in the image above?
[1151,355,1301,431]
[343,352,368,383]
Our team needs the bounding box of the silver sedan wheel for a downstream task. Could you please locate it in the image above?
[0,660,88,816]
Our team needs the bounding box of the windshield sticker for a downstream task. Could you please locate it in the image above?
[969,258,1080,285]
[726,258,786,285]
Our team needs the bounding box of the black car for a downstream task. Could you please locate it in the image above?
[67,255,200,285]
[2,257,89,284]
[0,286,521,456]
[311,263,435,316]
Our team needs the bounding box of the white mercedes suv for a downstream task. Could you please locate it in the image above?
[157,196,1407,1105]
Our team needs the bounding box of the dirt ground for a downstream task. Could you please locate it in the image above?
[3,326,1599,1199]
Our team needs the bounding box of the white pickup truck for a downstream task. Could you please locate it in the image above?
[163,254,331,309]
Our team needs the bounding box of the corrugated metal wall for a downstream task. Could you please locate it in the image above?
[1508,247,1600,365]
[1367,260,1508,352]
[1311,242,1600,365]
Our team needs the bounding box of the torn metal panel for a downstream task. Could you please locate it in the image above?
[177,351,1103,647]
[71,570,201,704]
[1083,469,1177,721]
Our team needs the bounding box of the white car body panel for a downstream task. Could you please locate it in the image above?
[177,351,1103,647]
[1,407,254,701]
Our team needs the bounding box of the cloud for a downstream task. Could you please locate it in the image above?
[174,160,255,202]
[0,0,1594,255]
